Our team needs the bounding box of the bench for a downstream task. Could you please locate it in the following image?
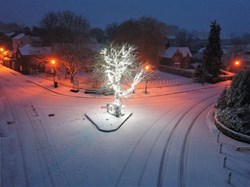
[236,146,250,152]
[84,90,99,94]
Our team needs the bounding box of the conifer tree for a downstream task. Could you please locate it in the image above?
[226,71,250,107]
[202,20,223,78]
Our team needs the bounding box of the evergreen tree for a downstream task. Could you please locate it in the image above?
[202,20,223,78]
[216,70,250,135]
[226,70,250,107]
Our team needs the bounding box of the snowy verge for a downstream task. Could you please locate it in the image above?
[206,108,219,134]
[214,110,250,143]
[85,108,132,132]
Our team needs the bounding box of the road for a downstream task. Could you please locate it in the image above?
[1,65,249,187]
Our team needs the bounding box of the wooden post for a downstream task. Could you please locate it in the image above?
[220,143,222,153]
[217,131,221,143]
[223,156,227,168]
[227,172,232,184]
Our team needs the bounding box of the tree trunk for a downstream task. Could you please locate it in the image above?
[70,74,74,83]
[107,93,124,117]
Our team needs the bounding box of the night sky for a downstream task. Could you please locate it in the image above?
[0,0,250,37]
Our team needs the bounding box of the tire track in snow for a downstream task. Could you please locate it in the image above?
[115,96,192,186]
[179,101,215,187]
[24,108,57,186]
[157,94,219,187]
[0,82,30,187]
[115,92,220,187]
[27,113,71,186]
[1,80,68,186]
[115,106,176,187]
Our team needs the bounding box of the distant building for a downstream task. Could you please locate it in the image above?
[160,47,192,69]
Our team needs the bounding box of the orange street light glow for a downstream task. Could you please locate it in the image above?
[145,65,150,71]
[0,48,4,52]
[51,60,55,64]
[235,60,240,66]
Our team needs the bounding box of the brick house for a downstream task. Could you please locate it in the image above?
[160,47,192,68]
[16,44,52,74]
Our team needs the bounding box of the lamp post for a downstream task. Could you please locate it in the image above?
[144,65,150,94]
[51,59,58,88]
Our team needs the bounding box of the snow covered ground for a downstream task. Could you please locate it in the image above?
[0,65,249,187]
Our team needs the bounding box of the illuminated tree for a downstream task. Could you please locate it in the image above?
[93,43,145,117]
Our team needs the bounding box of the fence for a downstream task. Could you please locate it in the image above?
[36,72,196,90]
[136,78,195,89]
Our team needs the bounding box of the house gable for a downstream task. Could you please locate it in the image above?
[160,47,192,68]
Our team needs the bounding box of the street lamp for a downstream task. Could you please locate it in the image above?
[51,59,58,88]
[144,65,150,94]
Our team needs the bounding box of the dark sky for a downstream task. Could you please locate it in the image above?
[0,0,250,37]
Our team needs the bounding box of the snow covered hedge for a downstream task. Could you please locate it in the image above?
[216,70,250,135]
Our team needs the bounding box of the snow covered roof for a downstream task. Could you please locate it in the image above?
[5,32,15,37]
[19,44,52,56]
[13,33,25,40]
[161,47,192,58]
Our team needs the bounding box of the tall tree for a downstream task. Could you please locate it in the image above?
[90,27,106,43]
[41,10,90,44]
[106,17,168,67]
[202,20,223,78]
[93,43,145,117]
[54,43,93,82]
[175,30,193,47]
[40,10,92,81]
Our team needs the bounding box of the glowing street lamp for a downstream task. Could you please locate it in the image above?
[51,59,58,88]
[234,60,240,66]
[144,65,150,94]
[51,59,56,65]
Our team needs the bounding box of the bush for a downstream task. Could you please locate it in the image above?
[216,70,250,135]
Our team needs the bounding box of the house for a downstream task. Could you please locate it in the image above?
[16,44,52,74]
[160,47,192,69]
[12,33,33,53]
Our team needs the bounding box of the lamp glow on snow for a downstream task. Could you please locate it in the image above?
[99,43,145,117]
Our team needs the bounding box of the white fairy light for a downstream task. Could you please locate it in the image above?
[100,43,145,117]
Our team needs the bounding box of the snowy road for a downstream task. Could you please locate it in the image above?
[0,66,249,187]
